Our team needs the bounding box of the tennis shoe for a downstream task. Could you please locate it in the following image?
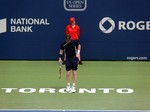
[71,86,76,93]
[66,85,70,92]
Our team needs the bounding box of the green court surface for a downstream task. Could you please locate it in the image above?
[0,61,150,110]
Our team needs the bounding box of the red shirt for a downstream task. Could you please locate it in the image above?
[65,24,80,40]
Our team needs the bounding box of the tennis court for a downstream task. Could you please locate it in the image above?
[0,61,150,111]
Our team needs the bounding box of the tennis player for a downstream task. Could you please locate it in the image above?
[59,35,80,93]
[64,17,83,65]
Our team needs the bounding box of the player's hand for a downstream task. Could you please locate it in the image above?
[59,58,62,64]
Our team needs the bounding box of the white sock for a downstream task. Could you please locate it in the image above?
[67,83,70,87]
[72,83,76,87]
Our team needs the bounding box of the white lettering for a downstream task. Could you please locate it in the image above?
[146,21,150,30]
[79,88,96,93]
[59,88,67,93]
[11,26,16,32]
[119,21,150,30]
[1,88,134,94]
[10,18,16,24]
[39,88,55,93]
[11,26,32,32]
[119,21,126,30]
[126,21,135,30]
[19,88,36,93]
[117,88,134,94]
[2,88,17,93]
[136,21,145,30]
[99,88,114,93]
[10,18,50,25]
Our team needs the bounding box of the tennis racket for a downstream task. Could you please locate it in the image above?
[59,62,62,79]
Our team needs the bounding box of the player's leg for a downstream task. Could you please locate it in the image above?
[72,70,77,84]
[65,59,71,92]
[71,58,78,93]
[72,70,77,92]
[66,70,71,92]
[78,44,83,65]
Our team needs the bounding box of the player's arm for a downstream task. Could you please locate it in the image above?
[59,44,64,63]
[76,43,81,59]
[59,49,63,63]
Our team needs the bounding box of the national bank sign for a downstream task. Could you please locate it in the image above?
[0,19,7,33]
[0,18,50,33]
[64,0,87,11]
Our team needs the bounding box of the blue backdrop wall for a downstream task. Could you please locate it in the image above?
[0,0,150,60]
